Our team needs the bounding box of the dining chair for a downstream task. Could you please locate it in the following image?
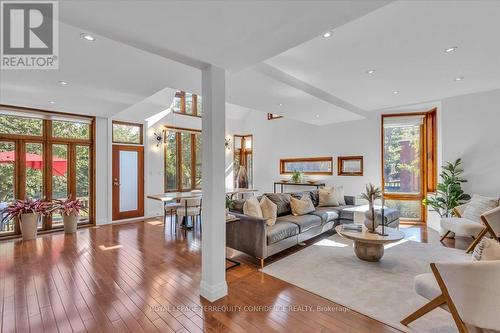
[176,198,202,231]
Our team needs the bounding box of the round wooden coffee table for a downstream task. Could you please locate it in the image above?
[335,225,405,262]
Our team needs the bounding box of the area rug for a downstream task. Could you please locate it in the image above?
[262,234,470,333]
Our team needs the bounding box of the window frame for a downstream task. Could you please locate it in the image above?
[279,157,333,175]
[0,104,96,238]
[172,91,201,118]
[163,126,202,192]
[112,120,143,145]
[380,108,437,223]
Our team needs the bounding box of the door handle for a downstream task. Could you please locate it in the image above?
[113,179,120,186]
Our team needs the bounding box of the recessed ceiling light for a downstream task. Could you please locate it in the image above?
[315,115,320,118]
[49,101,56,104]
[80,33,95,41]
[392,90,399,95]
[279,103,283,107]
[58,80,69,85]
[322,31,332,38]
[454,76,464,81]
[444,46,458,53]
[366,69,376,75]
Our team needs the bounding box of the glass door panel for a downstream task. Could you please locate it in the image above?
[119,150,138,212]
[385,199,422,221]
[165,131,178,191]
[51,144,68,226]
[76,145,90,222]
[25,142,44,228]
[181,132,192,190]
[0,142,16,234]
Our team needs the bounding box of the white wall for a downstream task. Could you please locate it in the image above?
[441,89,500,197]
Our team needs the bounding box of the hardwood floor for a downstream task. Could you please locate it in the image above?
[0,218,471,333]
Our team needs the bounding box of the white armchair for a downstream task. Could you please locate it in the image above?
[402,261,500,332]
[440,204,500,253]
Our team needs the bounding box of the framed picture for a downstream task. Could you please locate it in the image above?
[280,157,333,175]
[338,156,363,176]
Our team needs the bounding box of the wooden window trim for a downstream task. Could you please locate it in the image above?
[112,120,144,145]
[0,105,96,238]
[267,113,283,120]
[172,91,202,118]
[163,127,202,193]
[279,157,333,175]
[338,156,364,176]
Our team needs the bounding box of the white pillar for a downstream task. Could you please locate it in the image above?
[200,65,227,302]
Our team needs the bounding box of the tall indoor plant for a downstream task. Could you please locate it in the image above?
[423,158,470,218]
[52,197,87,234]
[0,198,50,240]
[360,183,382,231]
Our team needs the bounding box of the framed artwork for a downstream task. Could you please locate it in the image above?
[338,156,363,176]
[280,157,333,175]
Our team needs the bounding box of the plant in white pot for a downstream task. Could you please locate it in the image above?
[0,198,51,240]
[52,197,87,234]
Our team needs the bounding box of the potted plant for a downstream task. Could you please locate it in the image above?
[52,197,87,234]
[0,198,51,240]
[360,183,382,232]
[225,195,235,216]
[423,158,471,218]
[291,170,303,183]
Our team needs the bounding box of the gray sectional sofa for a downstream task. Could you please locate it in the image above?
[227,190,399,268]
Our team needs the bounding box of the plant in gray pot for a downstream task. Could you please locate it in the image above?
[0,198,51,240]
[52,197,87,234]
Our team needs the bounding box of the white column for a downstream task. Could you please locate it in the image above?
[200,65,227,302]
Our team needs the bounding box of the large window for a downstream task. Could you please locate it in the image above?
[112,121,143,144]
[173,91,202,117]
[0,105,95,236]
[164,127,202,192]
[382,109,436,222]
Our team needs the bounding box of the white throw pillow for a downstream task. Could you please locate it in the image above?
[335,186,346,206]
[318,187,339,207]
[260,196,277,226]
[243,196,263,219]
[463,194,499,222]
[290,195,315,216]
[472,238,500,261]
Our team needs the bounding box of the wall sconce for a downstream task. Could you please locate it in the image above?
[225,138,231,150]
[154,131,163,147]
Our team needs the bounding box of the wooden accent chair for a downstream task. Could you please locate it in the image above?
[401,261,500,332]
[440,204,500,253]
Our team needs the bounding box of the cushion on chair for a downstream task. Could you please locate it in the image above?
[463,194,499,222]
[318,187,339,207]
[260,196,277,226]
[440,217,485,237]
[176,207,201,216]
[264,193,292,216]
[415,273,441,301]
[473,238,500,261]
[290,195,315,216]
[243,196,263,219]
[266,221,299,245]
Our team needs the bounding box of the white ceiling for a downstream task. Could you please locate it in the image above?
[266,0,500,111]
[1,1,499,125]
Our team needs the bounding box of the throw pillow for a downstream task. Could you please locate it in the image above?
[263,193,292,216]
[318,187,339,207]
[472,238,500,261]
[463,194,499,222]
[335,186,346,206]
[260,196,278,226]
[243,196,263,219]
[290,195,315,216]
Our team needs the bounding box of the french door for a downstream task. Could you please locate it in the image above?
[112,145,144,220]
[381,110,436,223]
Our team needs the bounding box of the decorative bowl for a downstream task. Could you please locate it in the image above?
[281,179,289,183]
[307,180,317,185]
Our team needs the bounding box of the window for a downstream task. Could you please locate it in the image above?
[267,113,283,120]
[172,91,202,117]
[381,109,437,222]
[280,157,333,175]
[112,121,143,144]
[233,135,253,188]
[0,106,95,237]
[164,127,201,192]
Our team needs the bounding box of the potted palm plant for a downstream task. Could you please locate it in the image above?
[360,183,382,232]
[0,198,51,240]
[52,197,87,234]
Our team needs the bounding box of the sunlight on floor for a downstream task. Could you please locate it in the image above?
[98,244,123,251]
[147,221,164,226]
[314,239,348,248]
[384,238,409,249]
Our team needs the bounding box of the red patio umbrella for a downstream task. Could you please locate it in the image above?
[0,151,67,176]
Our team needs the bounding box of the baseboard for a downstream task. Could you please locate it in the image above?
[200,280,228,302]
